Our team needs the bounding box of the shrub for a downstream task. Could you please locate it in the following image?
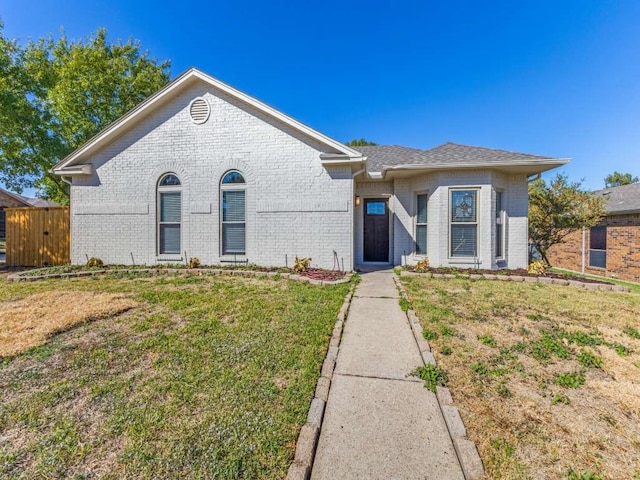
[414,258,430,273]
[527,260,548,275]
[86,257,104,268]
[293,256,311,273]
[188,257,201,268]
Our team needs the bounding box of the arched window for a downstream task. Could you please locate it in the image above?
[220,170,246,255]
[158,173,182,255]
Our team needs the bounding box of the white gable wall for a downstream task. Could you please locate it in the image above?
[70,83,353,269]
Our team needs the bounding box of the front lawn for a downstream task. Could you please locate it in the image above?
[0,273,349,479]
[401,276,640,480]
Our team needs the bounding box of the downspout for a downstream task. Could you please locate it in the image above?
[581,226,586,274]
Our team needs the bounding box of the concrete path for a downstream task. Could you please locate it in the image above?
[311,268,465,480]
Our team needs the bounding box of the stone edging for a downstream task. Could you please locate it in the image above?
[393,275,485,480]
[6,268,352,286]
[286,284,355,480]
[399,270,630,292]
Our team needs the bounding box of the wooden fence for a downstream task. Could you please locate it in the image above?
[5,207,70,267]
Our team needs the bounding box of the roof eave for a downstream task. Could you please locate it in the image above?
[51,164,93,176]
[376,159,570,178]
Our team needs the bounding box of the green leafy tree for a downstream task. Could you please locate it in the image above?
[345,138,378,147]
[0,23,170,203]
[604,171,639,188]
[529,174,606,265]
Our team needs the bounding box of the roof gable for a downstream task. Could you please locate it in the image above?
[53,68,363,174]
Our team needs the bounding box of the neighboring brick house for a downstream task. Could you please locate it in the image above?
[52,68,567,270]
[548,183,640,282]
[0,187,58,238]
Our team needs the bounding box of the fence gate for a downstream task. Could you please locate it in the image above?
[5,207,70,267]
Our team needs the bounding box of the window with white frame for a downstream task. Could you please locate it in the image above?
[450,189,478,257]
[495,190,505,258]
[589,226,606,268]
[415,193,428,255]
[157,173,182,255]
[221,170,246,255]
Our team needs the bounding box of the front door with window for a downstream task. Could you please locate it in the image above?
[363,199,389,262]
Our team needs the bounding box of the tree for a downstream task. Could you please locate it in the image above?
[604,171,639,188]
[528,174,606,265]
[0,23,170,203]
[345,138,378,147]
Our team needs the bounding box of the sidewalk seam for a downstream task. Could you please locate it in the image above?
[286,282,356,480]
[393,274,485,480]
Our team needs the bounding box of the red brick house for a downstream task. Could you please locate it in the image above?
[547,183,640,282]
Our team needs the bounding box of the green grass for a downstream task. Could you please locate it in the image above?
[0,274,350,479]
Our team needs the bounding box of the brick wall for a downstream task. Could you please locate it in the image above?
[547,214,640,282]
[70,82,353,270]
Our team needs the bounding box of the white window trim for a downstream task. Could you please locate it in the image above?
[414,191,428,257]
[448,188,480,259]
[157,174,182,257]
[220,170,247,257]
[495,189,506,261]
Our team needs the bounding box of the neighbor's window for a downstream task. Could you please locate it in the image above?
[450,189,478,257]
[589,226,606,268]
[495,190,505,258]
[157,173,182,255]
[415,193,428,255]
[221,170,246,255]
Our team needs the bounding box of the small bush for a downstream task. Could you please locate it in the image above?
[188,257,201,268]
[414,364,447,393]
[440,346,452,355]
[414,258,430,273]
[86,257,104,268]
[293,256,311,273]
[527,260,548,275]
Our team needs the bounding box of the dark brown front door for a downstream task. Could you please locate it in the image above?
[363,199,389,262]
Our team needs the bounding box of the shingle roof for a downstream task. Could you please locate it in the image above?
[593,183,640,215]
[357,142,563,173]
[0,187,58,208]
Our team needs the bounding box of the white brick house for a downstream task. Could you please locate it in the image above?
[52,68,567,271]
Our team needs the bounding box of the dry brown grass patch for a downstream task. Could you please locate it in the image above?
[0,291,138,357]
[404,278,640,479]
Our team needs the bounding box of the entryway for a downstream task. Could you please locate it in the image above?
[363,199,389,263]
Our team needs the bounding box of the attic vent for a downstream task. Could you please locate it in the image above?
[189,97,210,124]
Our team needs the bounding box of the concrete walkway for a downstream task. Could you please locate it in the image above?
[311,268,465,480]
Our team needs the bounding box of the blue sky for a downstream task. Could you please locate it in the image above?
[2,0,639,195]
